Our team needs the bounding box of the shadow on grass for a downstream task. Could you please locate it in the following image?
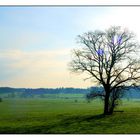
[0,114,107,134]
[83,114,106,121]
[59,113,106,127]
[2,112,127,134]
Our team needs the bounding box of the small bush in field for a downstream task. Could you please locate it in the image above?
[0,98,2,102]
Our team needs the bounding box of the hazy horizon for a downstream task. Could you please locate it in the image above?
[0,86,91,89]
[1,7,140,88]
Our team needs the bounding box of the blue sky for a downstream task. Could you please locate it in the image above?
[0,7,140,88]
[0,7,111,49]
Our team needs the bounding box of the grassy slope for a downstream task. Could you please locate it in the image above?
[0,97,140,134]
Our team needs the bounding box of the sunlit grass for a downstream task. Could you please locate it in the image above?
[0,98,140,133]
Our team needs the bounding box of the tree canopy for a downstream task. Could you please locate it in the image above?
[70,26,140,115]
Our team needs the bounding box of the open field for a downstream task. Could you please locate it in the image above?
[0,95,140,134]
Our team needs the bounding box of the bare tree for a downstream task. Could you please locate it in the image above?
[69,26,140,115]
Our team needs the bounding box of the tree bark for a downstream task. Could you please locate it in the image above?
[103,85,112,115]
[108,102,114,115]
[104,92,110,115]
[104,95,115,115]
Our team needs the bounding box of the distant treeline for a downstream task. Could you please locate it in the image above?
[0,87,89,94]
[0,86,140,99]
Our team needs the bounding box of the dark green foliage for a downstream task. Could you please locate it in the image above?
[0,98,2,102]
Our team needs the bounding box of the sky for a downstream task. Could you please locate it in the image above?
[0,7,140,88]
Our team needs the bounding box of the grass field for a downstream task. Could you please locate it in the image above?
[0,95,140,134]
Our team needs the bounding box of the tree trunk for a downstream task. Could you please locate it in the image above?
[108,99,115,114]
[103,85,116,115]
[104,96,115,115]
[104,93,110,115]
[109,106,114,114]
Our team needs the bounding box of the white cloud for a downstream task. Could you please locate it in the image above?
[0,47,94,88]
[79,7,140,41]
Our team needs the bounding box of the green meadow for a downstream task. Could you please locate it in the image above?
[0,94,140,134]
